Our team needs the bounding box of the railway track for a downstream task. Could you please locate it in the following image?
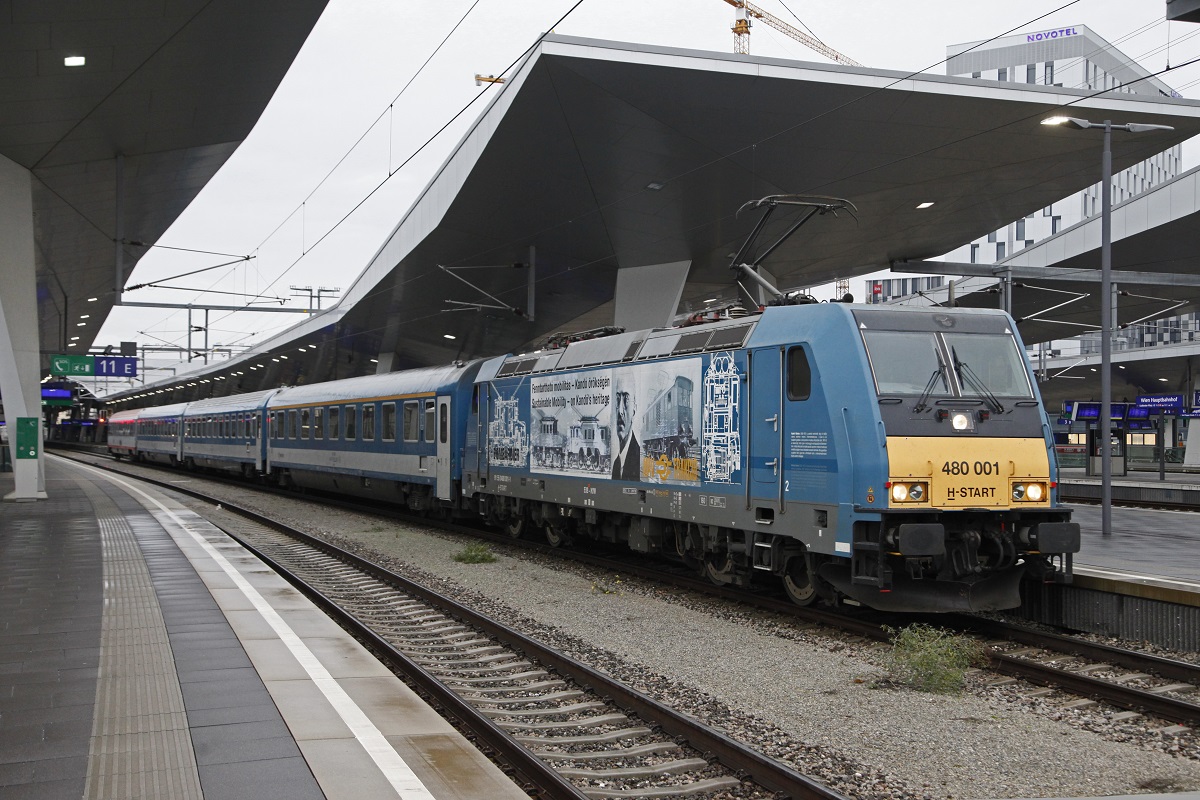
[75,454,848,800]
[61,450,1200,738]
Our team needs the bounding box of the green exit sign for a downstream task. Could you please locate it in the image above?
[50,354,93,376]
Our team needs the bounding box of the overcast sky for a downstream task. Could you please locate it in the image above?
[96,0,1200,371]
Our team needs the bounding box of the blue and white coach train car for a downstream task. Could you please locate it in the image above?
[181,390,277,477]
[132,402,190,466]
[112,301,1080,613]
[263,363,484,508]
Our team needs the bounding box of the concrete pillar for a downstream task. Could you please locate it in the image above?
[613,260,691,331]
[0,154,48,500]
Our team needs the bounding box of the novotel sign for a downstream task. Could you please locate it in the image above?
[1027,27,1079,42]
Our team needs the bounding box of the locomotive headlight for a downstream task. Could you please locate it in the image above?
[889,482,927,502]
[1012,482,1047,502]
[951,412,972,431]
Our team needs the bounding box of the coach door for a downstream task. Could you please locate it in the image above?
[749,348,783,515]
[436,395,452,501]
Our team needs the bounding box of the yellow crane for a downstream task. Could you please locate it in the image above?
[723,0,861,66]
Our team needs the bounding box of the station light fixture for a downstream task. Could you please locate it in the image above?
[64,55,86,67]
[916,201,935,209]
[87,297,98,302]
[443,334,456,340]
[67,342,77,347]
[77,322,86,327]
[79,314,89,319]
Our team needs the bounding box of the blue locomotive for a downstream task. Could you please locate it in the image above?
[107,302,1079,613]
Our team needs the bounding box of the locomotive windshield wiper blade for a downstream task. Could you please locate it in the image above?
[952,350,1005,414]
[913,367,945,413]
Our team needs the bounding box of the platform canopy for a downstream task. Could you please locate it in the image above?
[106,34,1200,405]
[0,0,327,365]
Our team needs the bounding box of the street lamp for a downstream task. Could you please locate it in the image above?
[1040,115,1174,536]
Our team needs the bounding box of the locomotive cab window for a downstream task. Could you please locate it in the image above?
[861,331,952,396]
[943,333,1034,398]
[787,347,811,401]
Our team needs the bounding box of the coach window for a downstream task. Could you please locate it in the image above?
[287,409,298,440]
[440,403,448,444]
[300,408,311,439]
[424,399,436,442]
[313,407,325,439]
[344,405,357,440]
[328,406,340,440]
[363,404,376,441]
[402,400,419,442]
[787,347,811,401]
[383,402,398,441]
[270,412,278,439]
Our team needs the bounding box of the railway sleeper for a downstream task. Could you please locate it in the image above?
[556,758,711,780]
[478,701,607,718]
[534,742,683,761]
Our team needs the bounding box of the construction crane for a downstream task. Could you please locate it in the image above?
[723,0,862,66]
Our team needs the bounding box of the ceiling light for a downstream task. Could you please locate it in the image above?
[280,355,288,360]
[64,55,85,67]
[298,347,307,352]
[1118,365,1126,370]
[1090,368,1097,372]
[79,314,89,319]
[646,181,665,191]
[370,359,378,364]
[77,322,86,327]
[443,334,456,340]
[87,297,97,302]
[70,336,79,341]
[1158,377,1169,382]
[67,342,76,347]
[916,202,935,209]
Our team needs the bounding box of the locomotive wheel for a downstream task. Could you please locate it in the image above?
[704,552,737,586]
[544,524,570,548]
[783,556,817,606]
[505,515,525,539]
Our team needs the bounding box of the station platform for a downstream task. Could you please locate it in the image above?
[1059,465,1200,509]
[0,456,529,800]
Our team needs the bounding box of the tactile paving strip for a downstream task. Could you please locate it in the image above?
[79,481,203,800]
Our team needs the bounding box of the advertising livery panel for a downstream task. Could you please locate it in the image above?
[487,353,744,487]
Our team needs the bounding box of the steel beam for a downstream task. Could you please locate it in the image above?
[891,259,1200,287]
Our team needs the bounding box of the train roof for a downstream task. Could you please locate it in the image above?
[491,316,759,379]
[107,409,142,423]
[183,389,278,416]
[136,402,190,420]
[267,360,486,408]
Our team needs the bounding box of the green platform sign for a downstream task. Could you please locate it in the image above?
[15,417,38,459]
[50,354,94,376]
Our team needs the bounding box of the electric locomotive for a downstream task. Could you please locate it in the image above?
[470,302,1079,613]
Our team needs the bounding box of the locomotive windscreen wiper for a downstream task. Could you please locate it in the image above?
[913,366,946,413]
[951,349,1005,414]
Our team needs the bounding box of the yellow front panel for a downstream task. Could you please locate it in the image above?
[886,436,1051,509]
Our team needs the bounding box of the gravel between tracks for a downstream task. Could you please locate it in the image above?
[183,481,1200,800]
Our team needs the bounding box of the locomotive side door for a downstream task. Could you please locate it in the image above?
[436,395,452,501]
[749,347,783,509]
